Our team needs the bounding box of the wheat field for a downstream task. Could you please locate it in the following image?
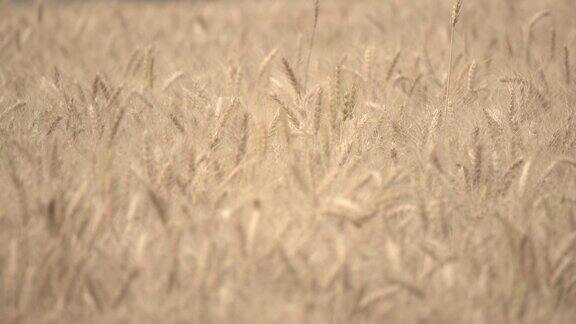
[1,0,575,323]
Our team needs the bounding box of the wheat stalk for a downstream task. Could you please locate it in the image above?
[313,89,323,135]
[282,57,302,98]
[549,28,556,61]
[236,112,250,165]
[146,47,155,90]
[445,0,464,110]
[35,0,44,24]
[525,11,551,64]
[471,127,482,187]
[385,49,401,82]
[162,71,185,92]
[257,48,279,82]
[271,93,301,128]
[466,60,477,95]
[564,45,571,85]
[304,0,320,90]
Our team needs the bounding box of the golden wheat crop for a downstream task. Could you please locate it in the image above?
[1,0,576,323]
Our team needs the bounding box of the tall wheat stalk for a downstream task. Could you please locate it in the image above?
[445,0,463,110]
[564,45,571,85]
[304,0,320,91]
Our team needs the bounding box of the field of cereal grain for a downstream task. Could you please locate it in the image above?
[1,0,576,323]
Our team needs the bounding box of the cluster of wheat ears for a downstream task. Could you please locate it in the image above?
[0,0,575,323]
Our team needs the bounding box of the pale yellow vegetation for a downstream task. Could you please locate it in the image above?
[0,0,576,323]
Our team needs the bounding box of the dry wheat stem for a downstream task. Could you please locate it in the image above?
[304,0,320,91]
[564,45,571,85]
[445,0,463,111]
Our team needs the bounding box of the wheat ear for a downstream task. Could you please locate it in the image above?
[282,57,302,99]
